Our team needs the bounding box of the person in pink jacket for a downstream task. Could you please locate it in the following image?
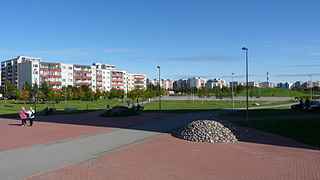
[19,107,27,126]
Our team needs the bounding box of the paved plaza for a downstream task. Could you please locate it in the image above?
[0,110,319,180]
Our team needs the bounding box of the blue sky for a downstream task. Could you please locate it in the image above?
[1,0,320,83]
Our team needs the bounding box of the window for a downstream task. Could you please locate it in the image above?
[33,64,38,67]
[62,66,66,69]
[68,67,72,70]
[68,73,72,76]
[68,79,72,82]
[62,79,66,82]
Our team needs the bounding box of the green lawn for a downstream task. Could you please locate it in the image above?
[0,99,124,118]
[143,100,293,113]
[235,118,320,147]
[239,88,309,97]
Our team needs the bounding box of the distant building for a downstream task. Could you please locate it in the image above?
[205,78,227,89]
[187,77,206,88]
[248,81,260,88]
[260,81,275,88]
[173,79,187,91]
[1,56,147,92]
[277,82,293,89]
[161,79,174,90]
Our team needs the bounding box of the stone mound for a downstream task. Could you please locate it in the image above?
[177,119,238,143]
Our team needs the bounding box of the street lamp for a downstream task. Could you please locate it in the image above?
[157,66,161,110]
[231,73,234,109]
[308,74,313,99]
[242,47,249,121]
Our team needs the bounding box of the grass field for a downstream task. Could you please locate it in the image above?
[239,88,308,97]
[0,99,124,118]
[235,118,320,147]
[143,100,294,113]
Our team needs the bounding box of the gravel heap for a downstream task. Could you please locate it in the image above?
[178,119,239,143]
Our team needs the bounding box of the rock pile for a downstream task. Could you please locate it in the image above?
[177,119,238,143]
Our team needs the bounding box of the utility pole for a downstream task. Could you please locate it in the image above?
[157,66,161,110]
[242,47,249,121]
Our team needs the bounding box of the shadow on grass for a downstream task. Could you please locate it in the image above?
[1,107,320,150]
[222,108,316,117]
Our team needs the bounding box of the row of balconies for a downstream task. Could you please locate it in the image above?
[111,74,123,77]
[40,75,62,78]
[74,76,92,80]
[40,68,62,72]
[74,70,92,74]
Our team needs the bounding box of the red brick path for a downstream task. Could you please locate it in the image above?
[0,112,170,152]
[27,133,320,180]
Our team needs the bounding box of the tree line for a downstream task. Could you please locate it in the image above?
[0,81,168,104]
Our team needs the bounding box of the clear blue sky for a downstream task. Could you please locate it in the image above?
[1,0,320,83]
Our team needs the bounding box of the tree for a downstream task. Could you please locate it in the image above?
[21,90,30,104]
[198,87,208,104]
[39,82,52,101]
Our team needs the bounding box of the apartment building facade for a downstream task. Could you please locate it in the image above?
[1,56,147,92]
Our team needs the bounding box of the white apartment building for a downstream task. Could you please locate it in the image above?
[187,77,206,88]
[260,81,275,88]
[161,79,174,90]
[1,56,147,92]
[127,73,147,91]
[205,78,226,89]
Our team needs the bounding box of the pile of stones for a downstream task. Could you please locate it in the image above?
[177,118,239,143]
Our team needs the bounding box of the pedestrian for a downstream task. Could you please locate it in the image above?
[299,98,304,110]
[19,107,27,126]
[305,98,311,108]
[27,107,35,126]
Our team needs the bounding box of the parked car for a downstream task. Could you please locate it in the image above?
[291,100,320,111]
[291,103,301,110]
[306,100,320,111]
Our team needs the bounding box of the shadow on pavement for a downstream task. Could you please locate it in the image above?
[1,108,320,151]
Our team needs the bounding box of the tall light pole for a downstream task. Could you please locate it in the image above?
[231,73,234,109]
[308,74,313,99]
[242,47,249,121]
[157,66,161,110]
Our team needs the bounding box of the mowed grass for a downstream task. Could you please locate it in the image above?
[143,100,292,113]
[0,99,124,118]
[235,118,320,147]
[239,88,308,97]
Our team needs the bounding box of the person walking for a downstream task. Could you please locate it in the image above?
[19,107,27,126]
[27,107,35,126]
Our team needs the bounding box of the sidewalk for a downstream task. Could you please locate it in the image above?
[0,111,215,180]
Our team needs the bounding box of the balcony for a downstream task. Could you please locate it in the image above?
[96,83,103,87]
[74,70,92,74]
[74,82,92,86]
[96,78,103,81]
[40,75,62,78]
[96,73,103,76]
[111,84,124,86]
[134,77,145,80]
[112,79,123,82]
[134,81,144,84]
[134,85,145,87]
[40,81,62,85]
[74,76,92,80]
[40,68,62,72]
[111,74,123,77]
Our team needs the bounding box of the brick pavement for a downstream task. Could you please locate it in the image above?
[0,112,171,152]
[27,129,320,180]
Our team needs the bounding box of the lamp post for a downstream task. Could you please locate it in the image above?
[33,69,37,112]
[242,47,249,121]
[157,66,161,110]
[308,74,313,99]
[231,73,234,109]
